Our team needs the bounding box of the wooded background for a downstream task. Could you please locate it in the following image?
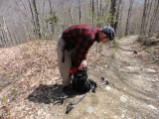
[0,0,159,47]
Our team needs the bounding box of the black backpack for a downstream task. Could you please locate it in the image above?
[71,70,97,94]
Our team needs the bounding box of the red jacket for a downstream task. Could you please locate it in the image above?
[62,24,100,73]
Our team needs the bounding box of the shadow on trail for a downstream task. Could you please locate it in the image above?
[28,84,77,104]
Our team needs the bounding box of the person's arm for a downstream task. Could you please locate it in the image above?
[70,38,93,74]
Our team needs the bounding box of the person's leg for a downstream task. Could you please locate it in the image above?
[57,37,72,86]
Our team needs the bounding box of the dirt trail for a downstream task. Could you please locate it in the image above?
[0,36,159,119]
[64,36,159,119]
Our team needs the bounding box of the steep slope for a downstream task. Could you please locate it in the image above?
[0,37,159,119]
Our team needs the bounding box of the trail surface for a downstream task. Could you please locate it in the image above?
[0,36,158,119]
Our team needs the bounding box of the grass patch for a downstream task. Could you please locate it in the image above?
[2,96,8,103]
[12,86,19,97]
[111,41,119,49]
[137,35,159,47]
[137,36,144,44]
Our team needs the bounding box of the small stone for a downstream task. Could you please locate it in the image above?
[146,68,156,73]
[120,96,127,102]
[86,106,94,113]
[121,114,125,118]
[122,109,127,113]
[103,112,107,114]
[147,105,157,110]
[114,116,118,118]
[105,86,111,91]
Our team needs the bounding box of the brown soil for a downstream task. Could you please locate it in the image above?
[0,36,159,119]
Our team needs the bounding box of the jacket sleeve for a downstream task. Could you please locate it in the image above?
[71,37,93,68]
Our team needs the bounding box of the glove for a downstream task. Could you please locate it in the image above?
[70,60,87,75]
[70,67,78,75]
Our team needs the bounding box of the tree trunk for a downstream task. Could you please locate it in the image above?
[78,0,82,23]
[148,0,159,36]
[116,0,123,36]
[27,0,36,36]
[90,0,95,25]
[31,0,41,39]
[114,0,122,32]
[48,0,54,34]
[1,29,6,47]
[145,0,153,33]
[41,0,46,38]
[140,0,147,35]
[11,16,19,45]
[68,8,74,24]
[99,0,102,12]
[3,17,12,46]
[125,0,134,36]
[109,0,117,28]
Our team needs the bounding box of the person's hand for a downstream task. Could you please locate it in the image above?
[79,60,87,70]
[70,67,78,75]
[70,60,87,75]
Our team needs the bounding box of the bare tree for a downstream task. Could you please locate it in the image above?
[116,0,123,36]
[125,0,134,36]
[78,0,82,23]
[140,0,147,35]
[145,0,154,34]
[48,0,54,34]
[140,0,159,36]
[68,7,74,24]
[1,0,159,47]
[32,0,41,38]
[114,0,122,32]
[27,0,37,37]
[3,17,13,46]
[148,0,159,36]
[99,0,103,12]
[109,0,117,28]
[27,0,41,39]
[90,0,95,25]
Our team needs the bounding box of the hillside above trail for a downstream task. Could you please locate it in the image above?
[0,36,159,119]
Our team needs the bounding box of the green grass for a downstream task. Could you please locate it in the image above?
[111,41,120,49]
[2,96,8,103]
